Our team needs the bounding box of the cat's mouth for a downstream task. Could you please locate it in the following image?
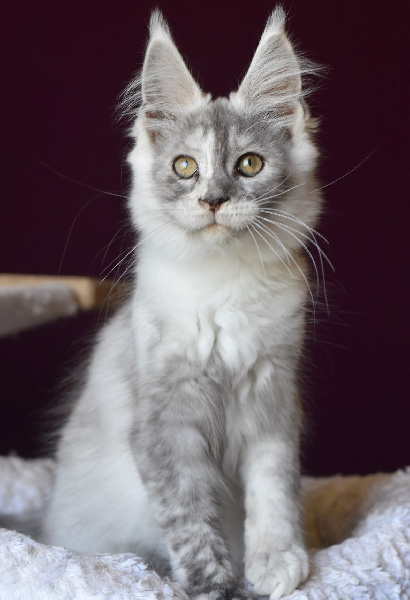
[199,211,225,231]
[192,218,235,247]
[181,209,247,245]
[205,212,231,233]
[201,214,246,240]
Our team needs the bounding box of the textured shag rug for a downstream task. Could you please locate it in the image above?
[0,456,409,600]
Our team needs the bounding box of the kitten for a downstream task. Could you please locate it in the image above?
[42,8,323,600]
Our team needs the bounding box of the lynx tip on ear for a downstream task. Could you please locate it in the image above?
[263,5,286,36]
[149,9,172,39]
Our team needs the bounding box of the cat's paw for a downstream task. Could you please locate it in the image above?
[193,583,254,600]
[245,544,309,600]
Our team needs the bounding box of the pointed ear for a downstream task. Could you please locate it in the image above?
[141,11,204,125]
[234,7,304,121]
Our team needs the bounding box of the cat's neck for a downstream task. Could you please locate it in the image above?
[136,235,308,299]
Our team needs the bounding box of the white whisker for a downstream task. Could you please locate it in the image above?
[252,181,306,204]
[309,148,377,193]
[246,224,267,283]
[260,208,329,244]
[100,245,138,283]
[258,214,333,271]
[250,172,294,203]
[100,218,178,282]
[92,223,130,267]
[255,217,319,299]
[40,161,128,199]
[58,192,110,274]
[251,221,315,307]
[251,221,294,277]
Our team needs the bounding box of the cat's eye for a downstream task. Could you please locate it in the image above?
[173,156,198,179]
[236,153,264,177]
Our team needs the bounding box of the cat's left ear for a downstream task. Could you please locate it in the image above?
[233,7,305,123]
[140,11,204,133]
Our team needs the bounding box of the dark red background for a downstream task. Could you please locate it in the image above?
[1,1,409,475]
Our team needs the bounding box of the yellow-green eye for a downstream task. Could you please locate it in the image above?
[173,156,198,179]
[236,153,264,177]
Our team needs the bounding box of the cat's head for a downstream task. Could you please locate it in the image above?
[125,8,323,262]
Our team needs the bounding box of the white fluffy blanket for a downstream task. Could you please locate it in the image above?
[0,457,409,600]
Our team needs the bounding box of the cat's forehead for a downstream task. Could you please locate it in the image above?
[168,98,284,155]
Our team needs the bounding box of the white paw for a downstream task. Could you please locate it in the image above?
[245,544,309,600]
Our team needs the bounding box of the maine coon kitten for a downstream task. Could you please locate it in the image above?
[42,8,323,600]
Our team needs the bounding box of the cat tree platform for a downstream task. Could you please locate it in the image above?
[0,274,124,336]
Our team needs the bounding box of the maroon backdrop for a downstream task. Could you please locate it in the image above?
[1,1,409,475]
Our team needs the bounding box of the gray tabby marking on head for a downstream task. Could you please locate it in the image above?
[123,6,323,269]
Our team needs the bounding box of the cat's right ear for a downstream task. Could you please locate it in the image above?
[140,11,204,137]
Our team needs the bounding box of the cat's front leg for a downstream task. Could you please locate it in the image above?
[242,436,309,600]
[132,376,252,600]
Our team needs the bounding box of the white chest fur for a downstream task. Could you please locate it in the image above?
[134,248,306,399]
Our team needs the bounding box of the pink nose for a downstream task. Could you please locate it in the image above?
[198,197,230,212]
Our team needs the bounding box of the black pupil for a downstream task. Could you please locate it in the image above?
[245,157,252,167]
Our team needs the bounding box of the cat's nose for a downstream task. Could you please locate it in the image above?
[198,197,230,212]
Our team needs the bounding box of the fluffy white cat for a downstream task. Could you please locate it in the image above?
[42,8,323,600]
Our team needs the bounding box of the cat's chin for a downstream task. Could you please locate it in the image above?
[196,223,238,248]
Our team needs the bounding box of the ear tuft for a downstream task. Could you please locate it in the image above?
[233,5,312,124]
[140,10,204,135]
[263,5,286,35]
[149,9,172,41]
[117,10,205,131]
